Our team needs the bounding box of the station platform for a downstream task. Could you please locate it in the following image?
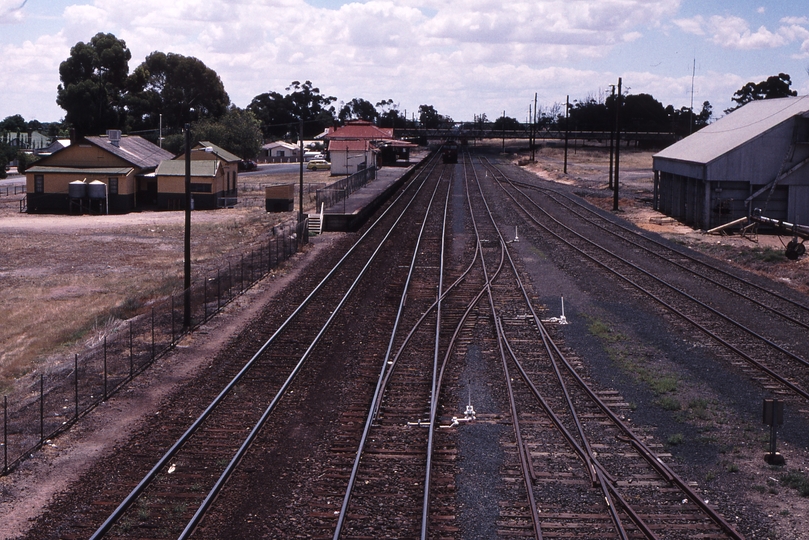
[317,159,423,232]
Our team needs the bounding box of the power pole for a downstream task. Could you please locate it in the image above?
[564,95,569,174]
[608,85,615,190]
[183,124,192,327]
[299,119,304,223]
[613,78,622,212]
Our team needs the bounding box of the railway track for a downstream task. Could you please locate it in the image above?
[22,147,773,539]
[469,154,743,539]
[481,157,809,405]
[52,153,443,539]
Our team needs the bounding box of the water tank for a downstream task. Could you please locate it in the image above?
[69,180,87,199]
[88,180,107,199]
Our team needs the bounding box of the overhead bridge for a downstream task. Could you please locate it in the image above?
[395,127,678,145]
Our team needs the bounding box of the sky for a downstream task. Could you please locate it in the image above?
[1,0,808,126]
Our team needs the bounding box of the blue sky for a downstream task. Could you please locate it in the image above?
[1,0,808,125]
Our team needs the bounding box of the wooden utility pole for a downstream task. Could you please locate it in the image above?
[613,78,622,212]
[183,124,191,327]
[299,119,304,222]
[608,85,615,190]
[564,95,569,174]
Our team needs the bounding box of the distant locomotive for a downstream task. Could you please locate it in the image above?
[442,141,459,164]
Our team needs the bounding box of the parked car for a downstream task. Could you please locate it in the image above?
[307,159,331,171]
[238,160,257,171]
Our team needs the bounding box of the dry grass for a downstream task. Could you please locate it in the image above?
[0,168,333,390]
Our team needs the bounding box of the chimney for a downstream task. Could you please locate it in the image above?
[69,128,77,144]
[107,130,122,147]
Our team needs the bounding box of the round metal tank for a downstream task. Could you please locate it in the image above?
[88,180,107,199]
[68,180,87,199]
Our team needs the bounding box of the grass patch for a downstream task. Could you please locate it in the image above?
[667,433,684,445]
[726,463,739,473]
[587,318,624,343]
[781,470,809,497]
[657,395,681,411]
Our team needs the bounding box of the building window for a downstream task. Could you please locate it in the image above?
[34,175,44,193]
[108,177,118,195]
[277,150,285,157]
[190,183,212,193]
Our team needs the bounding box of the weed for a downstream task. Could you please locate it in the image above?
[781,470,809,496]
[649,375,678,394]
[667,433,684,445]
[726,463,739,473]
[587,318,624,343]
[705,471,716,482]
[752,485,767,493]
[657,395,681,411]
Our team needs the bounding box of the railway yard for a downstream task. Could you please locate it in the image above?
[4,144,809,539]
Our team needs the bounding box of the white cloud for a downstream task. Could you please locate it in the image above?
[708,15,788,50]
[0,0,26,24]
[673,16,705,36]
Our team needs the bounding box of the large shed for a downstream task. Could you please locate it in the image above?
[653,96,809,230]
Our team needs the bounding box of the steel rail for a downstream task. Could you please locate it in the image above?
[479,156,744,539]
[501,170,809,315]
[332,161,450,539]
[503,173,809,332]
[484,160,809,402]
[90,151,440,540]
[464,153,543,540]
[468,157,633,538]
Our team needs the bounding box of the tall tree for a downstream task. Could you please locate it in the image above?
[56,32,132,136]
[127,52,230,130]
[418,104,452,129]
[338,98,378,123]
[726,73,797,113]
[285,80,336,138]
[375,99,407,128]
[194,107,263,159]
[247,91,296,139]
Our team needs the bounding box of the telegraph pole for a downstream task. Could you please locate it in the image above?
[299,119,304,222]
[613,78,622,212]
[183,123,192,327]
[564,95,569,174]
[608,85,615,190]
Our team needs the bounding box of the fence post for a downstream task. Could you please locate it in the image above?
[240,254,244,292]
[171,294,175,344]
[129,321,133,378]
[40,374,44,445]
[4,395,8,475]
[151,308,155,360]
[75,353,79,420]
[217,268,221,311]
[103,336,108,400]
[204,276,208,322]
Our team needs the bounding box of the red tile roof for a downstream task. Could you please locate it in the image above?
[324,120,394,140]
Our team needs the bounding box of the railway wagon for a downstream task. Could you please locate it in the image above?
[442,141,458,164]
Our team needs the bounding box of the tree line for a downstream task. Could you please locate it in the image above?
[0,30,802,178]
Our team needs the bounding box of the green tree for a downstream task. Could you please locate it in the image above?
[338,98,378,123]
[247,91,296,139]
[126,51,230,131]
[375,99,407,128]
[418,104,452,129]
[56,32,132,136]
[726,73,797,113]
[248,81,336,139]
[492,115,523,131]
[161,108,262,159]
[0,115,27,133]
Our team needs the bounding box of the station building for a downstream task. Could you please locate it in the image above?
[25,134,241,213]
[653,96,809,230]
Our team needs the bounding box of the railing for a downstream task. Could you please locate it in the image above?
[1,218,309,476]
[316,166,377,211]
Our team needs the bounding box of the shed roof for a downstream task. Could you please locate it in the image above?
[655,95,809,166]
[195,141,241,162]
[156,159,219,177]
[85,135,174,169]
[26,166,134,176]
